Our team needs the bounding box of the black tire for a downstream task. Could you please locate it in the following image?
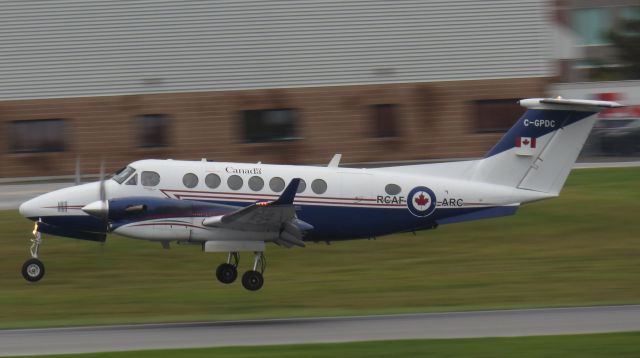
[22,258,45,282]
[241,270,264,291]
[216,263,238,284]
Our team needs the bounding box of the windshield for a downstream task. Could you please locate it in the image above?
[112,166,136,184]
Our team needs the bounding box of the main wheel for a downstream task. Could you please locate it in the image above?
[241,270,264,291]
[216,263,238,284]
[22,258,45,282]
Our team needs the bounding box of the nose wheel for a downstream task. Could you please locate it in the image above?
[22,222,45,282]
[22,258,45,282]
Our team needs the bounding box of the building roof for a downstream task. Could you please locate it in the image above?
[0,0,552,100]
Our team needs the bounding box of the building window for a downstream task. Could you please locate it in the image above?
[572,8,612,45]
[474,99,524,133]
[137,114,169,148]
[371,104,398,138]
[8,119,67,153]
[242,109,299,143]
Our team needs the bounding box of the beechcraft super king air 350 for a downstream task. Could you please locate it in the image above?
[18,98,621,290]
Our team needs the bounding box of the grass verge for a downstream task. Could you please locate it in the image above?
[0,167,639,329]
[8,332,640,358]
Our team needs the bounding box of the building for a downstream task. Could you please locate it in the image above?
[0,1,552,177]
[554,0,640,82]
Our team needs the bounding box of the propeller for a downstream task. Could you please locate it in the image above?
[74,155,81,186]
[81,160,110,229]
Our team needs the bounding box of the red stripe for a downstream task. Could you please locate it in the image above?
[175,194,405,207]
[162,189,378,202]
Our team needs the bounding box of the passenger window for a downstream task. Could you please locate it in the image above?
[183,173,199,188]
[297,179,306,193]
[141,171,160,186]
[311,179,327,194]
[385,184,401,195]
[248,176,264,191]
[125,174,138,185]
[205,173,221,189]
[269,177,285,192]
[227,175,243,190]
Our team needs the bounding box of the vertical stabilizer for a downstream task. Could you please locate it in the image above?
[473,98,621,195]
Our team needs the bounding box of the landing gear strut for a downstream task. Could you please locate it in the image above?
[215,252,239,284]
[22,223,45,282]
[241,252,265,291]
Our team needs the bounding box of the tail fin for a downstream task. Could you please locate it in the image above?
[473,98,622,195]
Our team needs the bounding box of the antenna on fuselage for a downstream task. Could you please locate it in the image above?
[327,154,342,167]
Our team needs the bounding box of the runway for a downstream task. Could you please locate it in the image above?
[1,305,639,356]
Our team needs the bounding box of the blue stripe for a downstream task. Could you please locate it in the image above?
[29,199,518,241]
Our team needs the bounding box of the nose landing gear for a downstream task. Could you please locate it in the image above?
[22,222,45,282]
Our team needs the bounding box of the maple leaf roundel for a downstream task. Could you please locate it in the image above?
[407,186,437,217]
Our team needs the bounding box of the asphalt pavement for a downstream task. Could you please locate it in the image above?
[1,305,639,356]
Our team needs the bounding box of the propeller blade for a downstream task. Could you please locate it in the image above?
[99,160,106,204]
[74,156,81,186]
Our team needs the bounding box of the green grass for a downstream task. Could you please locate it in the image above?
[0,167,639,329]
[10,332,640,358]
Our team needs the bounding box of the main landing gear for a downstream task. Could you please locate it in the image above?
[215,252,266,291]
[22,223,45,282]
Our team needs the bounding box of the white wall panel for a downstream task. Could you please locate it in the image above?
[0,0,552,100]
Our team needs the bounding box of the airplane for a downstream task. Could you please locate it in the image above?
[18,97,621,291]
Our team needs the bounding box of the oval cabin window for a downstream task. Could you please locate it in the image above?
[182,173,199,188]
[141,171,160,186]
[269,177,285,192]
[248,176,264,191]
[385,184,401,195]
[227,175,243,190]
[297,179,306,193]
[205,173,221,189]
[311,179,327,194]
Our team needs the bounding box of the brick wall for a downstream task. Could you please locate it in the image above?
[0,77,548,177]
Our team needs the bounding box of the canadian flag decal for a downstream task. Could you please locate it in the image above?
[515,136,536,156]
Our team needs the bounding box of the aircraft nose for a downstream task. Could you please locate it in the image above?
[19,197,38,218]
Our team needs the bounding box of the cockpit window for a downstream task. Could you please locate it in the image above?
[125,173,138,185]
[112,166,136,184]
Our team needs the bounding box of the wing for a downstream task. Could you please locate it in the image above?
[201,178,313,247]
